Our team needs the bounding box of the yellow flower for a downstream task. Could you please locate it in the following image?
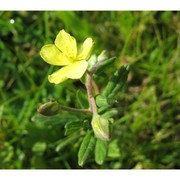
[40,29,94,84]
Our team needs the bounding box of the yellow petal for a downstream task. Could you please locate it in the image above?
[77,38,94,60]
[40,44,71,66]
[66,60,88,79]
[48,67,69,84]
[48,60,88,84]
[55,29,77,60]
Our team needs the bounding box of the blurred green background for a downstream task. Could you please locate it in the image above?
[0,11,180,169]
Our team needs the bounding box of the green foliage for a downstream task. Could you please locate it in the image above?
[32,114,79,126]
[101,64,130,98]
[64,121,82,136]
[0,11,180,169]
[78,130,96,166]
[95,139,108,165]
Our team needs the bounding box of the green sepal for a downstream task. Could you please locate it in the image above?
[91,114,110,141]
[95,139,108,165]
[87,54,98,70]
[78,130,96,166]
[97,50,108,62]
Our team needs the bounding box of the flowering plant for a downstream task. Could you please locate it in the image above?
[38,29,130,166]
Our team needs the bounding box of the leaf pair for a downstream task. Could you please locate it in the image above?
[78,130,108,166]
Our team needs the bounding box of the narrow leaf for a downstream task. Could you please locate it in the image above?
[102,64,130,98]
[31,114,78,126]
[108,64,130,98]
[95,57,116,74]
[78,130,95,166]
[56,132,80,152]
[96,95,115,108]
[95,139,108,165]
[76,89,89,109]
[64,121,82,136]
[102,109,118,119]
[89,56,116,74]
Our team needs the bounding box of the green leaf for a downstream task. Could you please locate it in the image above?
[80,72,86,85]
[64,121,82,136]
[32,142,47,155]
[78,130,95,166]
[76,89,89,109]
[95,139,108,165]
[95,57,116,74]
[95,94,115,108]
[108,140,121,158]
[0,105,4,120]
[102,64,130,98]
[56,132,80,152]
[108,64,130,98]
[31,114,78,126]
[102,109,118,119]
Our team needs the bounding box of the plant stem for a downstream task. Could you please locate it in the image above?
[60,105,91,114]
[92,80,100,94]
[86,71,98,115]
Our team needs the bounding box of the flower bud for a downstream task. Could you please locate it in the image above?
[37,101,60,116]
[97,50,108,62]
[91,114,110,141]
[88,54,97,70]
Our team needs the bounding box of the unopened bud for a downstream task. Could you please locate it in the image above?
[88,54,97,70]
[91,114,110,141]
[97,50,108,62]
[37,101,60,116]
